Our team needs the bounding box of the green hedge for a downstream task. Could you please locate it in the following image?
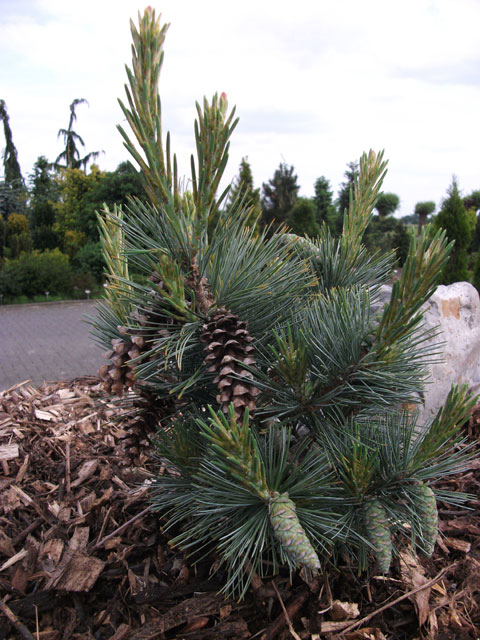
[0,249,72,299]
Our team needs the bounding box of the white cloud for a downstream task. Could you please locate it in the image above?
[1,0,480,213]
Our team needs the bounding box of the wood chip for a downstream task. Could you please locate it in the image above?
[70,459,99,488]
[51,554,105,591]
[330,600,360,621]
[0,548,28,572]
[34,409,55,421]
[0,443,19,460]
[444,537,472,553]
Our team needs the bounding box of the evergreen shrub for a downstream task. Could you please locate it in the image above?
[0,248,72,300]
[93,8,477,597]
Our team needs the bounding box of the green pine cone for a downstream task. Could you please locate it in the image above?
[269,492,320,571]
[363,500,392,573]
[415,483,438,557]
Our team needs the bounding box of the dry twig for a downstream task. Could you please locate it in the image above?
[259,585,310,640]
[0,597,35,640]
[340,564,454,634]
[272,581,302,640]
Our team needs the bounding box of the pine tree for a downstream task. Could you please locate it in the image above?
[313,175,336,228]
[435,178,470,284]
[336,160,359,217]
[287,197,320,237]
[227,157,261,230]
[335,160,359,235]
[94,8,477,598]
[261,162,299,231]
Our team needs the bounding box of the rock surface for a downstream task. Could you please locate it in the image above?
[376,281,480,423]
[421,281,480,423]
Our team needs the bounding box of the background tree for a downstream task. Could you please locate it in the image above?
[399,212,418,226]
[0,216,6,260]
[335,160,359,234]
[226,157,261,230]
[415,200,436,234]
[463,190,480,213]
[53,164,104,254]
[287,197,320,237]
[463,190,480,251]
[0,100,24,186]
[5,212,32,258]
[55,99,103,171]
[77,161,146,241]
[434,179,470,284]
[472,251,480,293]
[29,156,61,250]
[261,162,299,230]
[0,181,25,219]
[336,160,359,217]
[375,192,400,217]
[0,100,27,216]
[313,175,336,228]
[363,216,410,266]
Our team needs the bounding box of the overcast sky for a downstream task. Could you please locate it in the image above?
[1,0,480,217]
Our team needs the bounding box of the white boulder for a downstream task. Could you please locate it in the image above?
[420,282,480,423]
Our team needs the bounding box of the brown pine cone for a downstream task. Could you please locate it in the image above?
[99,270,175,397]
[98,337,137,396]
[201,308,259,422]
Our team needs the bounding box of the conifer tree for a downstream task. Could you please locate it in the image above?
[435,178,470,284]
[94,8,477,598]
[0,100,24,186]
[313,175,336,228]
[336,160,359,217]
[0,100,27,216]
[261,162,299,231]
[29,156,60,250]
[227,157,261,229]
[55,99,103,172]
[334,159,359,234]
[287,197,320,237]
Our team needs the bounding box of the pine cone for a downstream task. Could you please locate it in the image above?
[122,392,176,463]
[269,492,320,570]
[98,336,137,397]
[99,270,174,397]
[201,308,259,422]
[414,483,438,557]
[363,499,392,573]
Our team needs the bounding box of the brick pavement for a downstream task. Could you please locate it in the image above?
[0,300,105,391]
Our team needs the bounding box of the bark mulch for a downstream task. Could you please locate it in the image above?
[0,377,479,640]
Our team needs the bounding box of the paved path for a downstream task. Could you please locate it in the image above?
[0,301,105,391]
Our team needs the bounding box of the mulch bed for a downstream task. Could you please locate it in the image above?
[0,377,479,640]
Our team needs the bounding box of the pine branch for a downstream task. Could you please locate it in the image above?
[341,150,388,262]
[198,405,269,500]
[117,8,177,209]
[97,204,132,323]
[191,93,239,224]
[375,226,452,359]
[408,383,477,471]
